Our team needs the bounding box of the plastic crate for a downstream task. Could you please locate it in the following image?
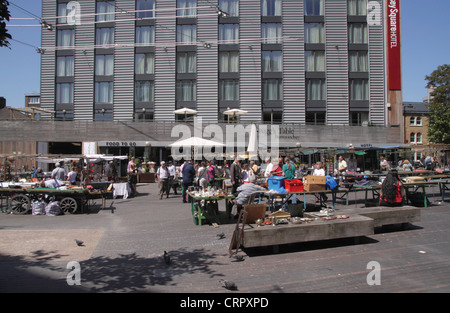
[284,179,303,192]
[268,176,286,191]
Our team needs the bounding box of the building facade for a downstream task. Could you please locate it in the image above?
[40,0,401,127]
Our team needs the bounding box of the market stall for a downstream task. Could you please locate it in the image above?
[0,186,110,214]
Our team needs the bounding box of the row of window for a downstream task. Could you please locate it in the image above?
[57,50,368,77]
[57,0,369,22]
[57,22,369,47]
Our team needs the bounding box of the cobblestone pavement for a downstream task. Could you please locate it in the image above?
[0,182,449,294]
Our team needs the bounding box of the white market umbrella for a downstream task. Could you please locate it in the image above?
[169,136,225,160]
[247,124,258,153]
[223,108,248,123]
[173,107,198,120]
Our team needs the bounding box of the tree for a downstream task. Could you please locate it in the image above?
[425,64,450,144]
[0,0,11,48]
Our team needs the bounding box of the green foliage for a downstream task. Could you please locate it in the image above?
[425,64,450,144]
[0,0,11,48]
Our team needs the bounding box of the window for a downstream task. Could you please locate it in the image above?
[177,52,197,73]
[349,51,368,72]
[177,0,196,17]
[305,51,325,72]
[135,111,154,121]
[306,111,326,125]
[177,80,197,101]
[410,116,422,126]
[96,1,115,22]
[136,0,155,18]
[57,56,74,77]
[351,112,369,126]
[263,111,283,124]
[57,29,75,47]
[262,51,282,72]
[305,23,324,44]
[416,132,422,143]
[56,83,74,104]
[96,27,114,46]
[261,0,281,16]
[95,109,113,121]
[350,79,369,100]
[95,82,114,103]
[219,24,239,44]
[219,0,239,17]
[219,51,239,72]
[410,132,422,144]
[57,3,68,24]
[135,81,154,102]
[219,79,239,101]
[135,53,154,74]
[348,0,367,16]
[136,26,155,44]
[306,79,326,100]
[177,25,197,44]
[95,54,114,76]
[348,23,367,44]
[304,0,324,16]
[262,79,283,100]
[261,23,282,44]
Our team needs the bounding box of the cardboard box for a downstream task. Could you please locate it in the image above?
[303,175,326,192]
[244,204,267,224]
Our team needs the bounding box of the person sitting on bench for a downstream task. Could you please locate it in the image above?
[379,169,405,207]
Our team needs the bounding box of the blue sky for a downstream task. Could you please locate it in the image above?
[0,0,449,108]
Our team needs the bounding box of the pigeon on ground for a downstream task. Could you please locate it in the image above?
[163,251,171,265]
[230,254,245,262]
[74,239,84,246]
[219,279,238,290]
[217,232,226,240]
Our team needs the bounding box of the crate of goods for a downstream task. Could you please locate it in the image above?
[268,176,286,191]
[284,179,303,192]
[303,175,326,192]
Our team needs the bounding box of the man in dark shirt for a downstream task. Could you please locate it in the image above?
[229,157,242,194]
[181,159,195,203]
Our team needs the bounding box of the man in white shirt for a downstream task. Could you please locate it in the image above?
[157,161,170,199]
[167,161,178,195]
[263,157,274,180]
[338,155,347,173]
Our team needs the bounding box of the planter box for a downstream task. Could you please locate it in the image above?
[139,173,155,183]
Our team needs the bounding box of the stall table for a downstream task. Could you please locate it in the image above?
[112,182,131,199]
[0,187,110,214]
[187,191,235,226]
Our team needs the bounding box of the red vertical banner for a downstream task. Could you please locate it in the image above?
[386,0,402,90]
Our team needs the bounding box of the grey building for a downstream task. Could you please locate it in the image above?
[40,0,392,126]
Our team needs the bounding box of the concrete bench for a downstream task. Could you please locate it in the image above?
[338,205,421,228]
[237,206,421,249]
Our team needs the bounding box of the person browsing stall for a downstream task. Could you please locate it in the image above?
[282,157,296,179]
[157,161,170,199]
[379,169,405,207]
[181,160,195,203]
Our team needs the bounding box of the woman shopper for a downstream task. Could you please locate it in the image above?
[379,169,405,206]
